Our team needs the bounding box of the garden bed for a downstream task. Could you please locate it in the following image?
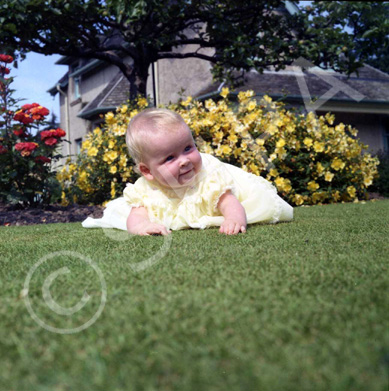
[0,202,104,226]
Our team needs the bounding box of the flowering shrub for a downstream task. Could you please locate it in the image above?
[58,90,378,206]
[0,54,66,206]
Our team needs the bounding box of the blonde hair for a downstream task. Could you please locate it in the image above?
[126,108,189,166]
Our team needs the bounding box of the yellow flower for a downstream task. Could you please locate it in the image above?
[220,87,230,98]
[303,137,313,148]
[249,163,259,175]
[274,176,284,188]
[247,100,257,111]
[276,138,286,148]
[347,186,356,198]
[87,146,98,157]
[269,168,278,177]
[324,171,334,182]
[332,190,341,202]
[93,127,101,136]
[363,176,373,187]
[228,133,238,144]
[331,158,345,171]
[325,113,335,125]
[120,105,128,114]
[137,97,148,108]
[181,96,192,106]
[313,141,325,153]
[109,165,117,174]
[312,192,324,204]
[82,139,91,150]
[275,147,286,158]
[78,171,87,183]
[108,140,115,149]
[61,191,69,206]
[335,123,345,132]
[103,150,119,163]
[262,95,272,104]
[256,138,265,146]
[105,112,116,125]
[267,124,277,135]
[283,180,292,193]
[316,162,325,175]
[110,182,116,198]
[216,144,232,156]
[307,180,319,192]
[238,90,254,102]
[119,155,128,169]
[293,194,304,206]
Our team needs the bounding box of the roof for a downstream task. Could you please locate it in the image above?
[77,72,131,119]
[47,73,69,96]
[196,63,389,114]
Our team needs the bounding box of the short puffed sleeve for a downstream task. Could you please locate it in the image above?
[198,154,236,214]
[123,177,151,207]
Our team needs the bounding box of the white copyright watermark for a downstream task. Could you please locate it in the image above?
[23,251,107,334]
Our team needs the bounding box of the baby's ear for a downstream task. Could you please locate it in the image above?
[138,162,154,181]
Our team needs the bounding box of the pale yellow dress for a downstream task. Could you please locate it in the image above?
[82,153,293,231]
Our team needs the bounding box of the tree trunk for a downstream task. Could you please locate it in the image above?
[122,62,149,101]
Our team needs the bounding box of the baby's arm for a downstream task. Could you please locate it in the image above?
[217,190,247,235]
[126,206,170,236]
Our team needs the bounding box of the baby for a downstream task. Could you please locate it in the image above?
[125,108,247,236]
[82,108,293,234]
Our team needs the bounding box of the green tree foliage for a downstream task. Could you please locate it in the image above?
[0,1,388,99]
[303,1,389,74]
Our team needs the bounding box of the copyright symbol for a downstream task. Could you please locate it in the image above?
[23,251,107,334]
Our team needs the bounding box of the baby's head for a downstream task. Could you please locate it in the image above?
[126,108,202,189]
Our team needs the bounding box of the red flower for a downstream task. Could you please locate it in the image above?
[14,103,49,124]
[21,103,36,111]
[0,54,14,63]
[40,130,53,140]
[55,128,66,138]
[13,128,26,137]
[41,128,66,140]
[35,155,51,164]
[0,145,7,154]
[0,66,10,75]
[44,137,58,146]
[15,142,38,156]
[13,111,35,124]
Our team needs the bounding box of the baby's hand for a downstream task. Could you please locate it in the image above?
[219,219,246,235]
[133,222,171,236]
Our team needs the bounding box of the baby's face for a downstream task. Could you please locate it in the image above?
[139,123,202,189]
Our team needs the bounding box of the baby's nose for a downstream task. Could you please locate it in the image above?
[180,158,189,167]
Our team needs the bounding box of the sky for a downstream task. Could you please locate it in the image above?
[10,52,66,120]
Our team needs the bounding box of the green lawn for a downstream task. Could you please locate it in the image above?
[1,200,388,391]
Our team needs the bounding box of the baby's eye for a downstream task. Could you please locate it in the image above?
[184,145,192,152]
[165,155,174,162]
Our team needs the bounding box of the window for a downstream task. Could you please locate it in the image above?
[384,118,389,153]
[75,138,82,155]
[384,130,389,153]
[74,76,81,99]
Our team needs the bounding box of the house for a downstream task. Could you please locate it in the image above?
[48,2,389,158]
